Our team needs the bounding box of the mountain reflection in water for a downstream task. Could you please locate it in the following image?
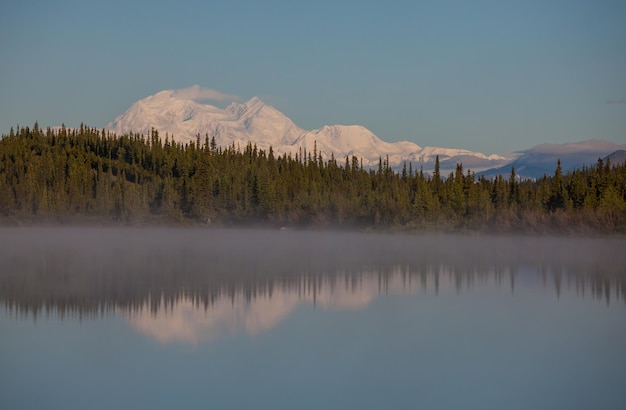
[2,227,625,410]
[123,268,537,345]
[1,228,624,340]
[126,273,390,344]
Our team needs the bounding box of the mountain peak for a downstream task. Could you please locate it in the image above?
[225,96,269,117]
[106,88,511,172]
[245,96,264,106]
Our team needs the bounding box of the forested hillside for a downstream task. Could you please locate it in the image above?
[1,124,625,233]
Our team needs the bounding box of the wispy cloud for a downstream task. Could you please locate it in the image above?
[171,85,241,102]
[606,98,626,105]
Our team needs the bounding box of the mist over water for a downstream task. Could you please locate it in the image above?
[1,228,624,316]
[1,228,625,409]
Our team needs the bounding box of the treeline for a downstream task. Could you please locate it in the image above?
[0,124,625,232]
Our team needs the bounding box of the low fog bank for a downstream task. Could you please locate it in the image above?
[1,227,624,315]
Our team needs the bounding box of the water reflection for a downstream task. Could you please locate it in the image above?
[3,228,625,410]
[1,228,624,327]
[126,273,391,344]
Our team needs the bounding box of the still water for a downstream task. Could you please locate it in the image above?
[1,228,625,410]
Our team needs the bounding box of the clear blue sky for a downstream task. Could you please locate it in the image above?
[1,0,624,154]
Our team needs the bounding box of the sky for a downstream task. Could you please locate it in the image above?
[1,0,624,154]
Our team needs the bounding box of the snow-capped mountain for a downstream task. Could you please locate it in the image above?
[106,88,509,173]
[107,91,305,151]
[479,140,626,180]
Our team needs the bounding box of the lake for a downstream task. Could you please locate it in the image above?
[1,228,625,409]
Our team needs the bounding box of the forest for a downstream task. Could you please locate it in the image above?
[0,123,625,233]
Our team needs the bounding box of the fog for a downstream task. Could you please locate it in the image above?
[1,227,625,320]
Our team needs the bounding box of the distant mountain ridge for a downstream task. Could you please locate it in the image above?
[106,89,509,175]
[106,88,625,178]
[479,140,626,180]
[604,150,626,165]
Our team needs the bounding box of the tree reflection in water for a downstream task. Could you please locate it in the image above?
[1,228,624,327]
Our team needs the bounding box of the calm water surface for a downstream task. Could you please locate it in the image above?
[1,228,625,409]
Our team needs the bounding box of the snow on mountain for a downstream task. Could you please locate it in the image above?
[479,140,626,180]
[292,125,421,166]
[106,88,509,173]
[522,140,624,155]
[107,90,304,150]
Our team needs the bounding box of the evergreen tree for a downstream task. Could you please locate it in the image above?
[0,123,624,232]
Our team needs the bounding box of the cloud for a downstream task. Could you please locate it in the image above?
[606,98,626,105]
[171,85,241,102]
